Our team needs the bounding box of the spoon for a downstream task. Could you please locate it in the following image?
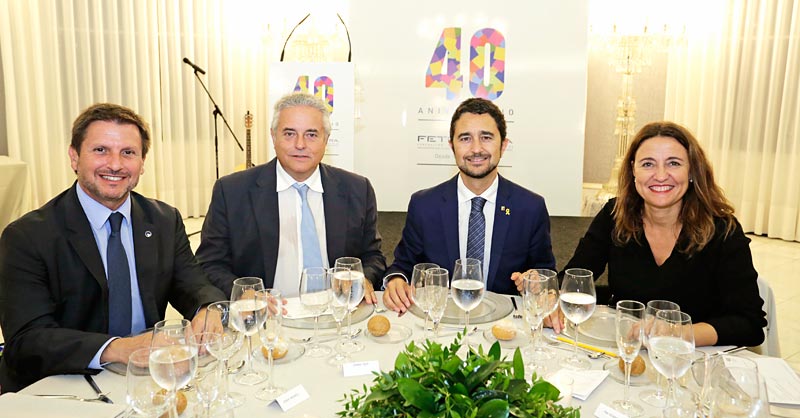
[290,328,362,344]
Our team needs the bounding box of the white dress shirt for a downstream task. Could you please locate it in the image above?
[457,174,499,282]
[274,161,329,297]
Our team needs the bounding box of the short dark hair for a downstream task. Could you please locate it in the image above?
[449,98,507,141]
[71,103,151,157]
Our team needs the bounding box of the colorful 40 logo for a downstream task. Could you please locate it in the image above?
[294,75,335,112]
[425,27,505,100]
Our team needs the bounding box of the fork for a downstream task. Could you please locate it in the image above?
[33,393,111,403]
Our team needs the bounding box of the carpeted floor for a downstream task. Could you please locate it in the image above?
[377,212,608,287]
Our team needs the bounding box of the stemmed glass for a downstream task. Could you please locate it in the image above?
[425,267,450,341]
[707,356,769,417]
[639,300,681,408]
[521,269,559,367]
[255,289,285,401]
[612,300,646,417]
[558,268,596,370]
[450,258,485,350]
[411,263,439,343]
[127,348,174,418]
[299,267,332,357]
[230,276,267,385]
[648,309,695,416]
[204,301,245,408]
[334,257,366,353]
[150,318,198,417]
[192,332,224,418]
[328,266,352,367]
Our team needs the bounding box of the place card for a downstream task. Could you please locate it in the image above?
[343,360,380,377]
[548,368,609,401]
[752,357,800,405]
[594,402,630,418]
[275,385,310,411]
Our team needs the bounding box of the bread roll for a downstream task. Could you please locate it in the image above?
[619,355,646,376]
[261,339,288,360]
[156,389,187,417]
[368,315,391,337]
[491,320,516,341]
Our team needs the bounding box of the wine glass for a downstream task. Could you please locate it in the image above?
[255,288,285,401]
[127,348,174,418]
[334,257,366,353]
[639,300,681,408]
[648,309,695,416]
[299,267,332,357]
[204,300,245,408]
[411,263,439,343]
[327,266,352,367]
[150,318,198,417]
[450,258,484,350]
[612,300,646,417]
[558,268,596,370]
[230,276,267,385]
[425,267,450,341]
[521,269,559,366]
[192,332,224,418]
[707,356,769,417]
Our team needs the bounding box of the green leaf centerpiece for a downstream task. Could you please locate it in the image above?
[339,332,580,417]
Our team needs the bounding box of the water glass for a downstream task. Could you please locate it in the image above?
[230,276,267,385]
[327,266,352,367]
[255,288,285,401]
[299,267,332,357]
[521,268,559,367]
[411,262,439,342]
[204,300,245,408]
[451,258,484,349]
[334,257,366,353]
[127,348,173,417]
[425,267,450,341]
[648,309,695,416]
[708,356,769,417]
[639,300,681,408]
[558,268,596,370]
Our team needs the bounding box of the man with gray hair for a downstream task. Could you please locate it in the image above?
[197,93,385,302]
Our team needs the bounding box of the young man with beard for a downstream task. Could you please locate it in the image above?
[382,98,556,314]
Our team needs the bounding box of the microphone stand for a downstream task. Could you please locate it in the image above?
[189,67,244,179]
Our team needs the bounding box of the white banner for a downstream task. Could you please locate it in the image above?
[349,1,588,215]
[268,62,355,171]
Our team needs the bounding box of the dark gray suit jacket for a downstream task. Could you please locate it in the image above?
[0,185,225,392]
[196,158,386,296]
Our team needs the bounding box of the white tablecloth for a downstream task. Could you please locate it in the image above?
[13,293,800,417]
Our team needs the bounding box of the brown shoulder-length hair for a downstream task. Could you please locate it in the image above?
[613,121,736,255]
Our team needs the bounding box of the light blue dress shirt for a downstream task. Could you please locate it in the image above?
[76,184,146,368]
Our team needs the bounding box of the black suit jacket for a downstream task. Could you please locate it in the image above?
[386,175,556,295]
[0,185,226,392]
[196,158,386,296]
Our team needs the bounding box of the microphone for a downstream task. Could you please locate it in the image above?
[182,57,206,75]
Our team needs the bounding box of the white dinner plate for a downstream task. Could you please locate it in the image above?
[563,305,616,348]
[482,325,530,349]
[283,302,374,330]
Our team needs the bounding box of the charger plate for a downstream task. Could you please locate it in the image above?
[408,291,514,325]
[562,305,617,348]
[283,303,374,330]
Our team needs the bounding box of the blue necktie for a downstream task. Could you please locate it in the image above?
[107,212,132,337]
[466,197,487,263]
[292,183,324,269]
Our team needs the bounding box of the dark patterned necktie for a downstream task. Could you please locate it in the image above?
[466,197,487,263]
[107,212,132,337]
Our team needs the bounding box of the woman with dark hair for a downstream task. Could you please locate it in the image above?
[562,121,766,347]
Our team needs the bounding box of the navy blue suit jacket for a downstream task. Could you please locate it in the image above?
[386,175,555,295]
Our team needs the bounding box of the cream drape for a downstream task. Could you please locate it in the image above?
[664,0,800,241]
[0,0,273,217]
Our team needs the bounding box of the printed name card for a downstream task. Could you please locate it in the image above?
[343,360,380,377]
[595,402,630,418]
[275,385,310,411]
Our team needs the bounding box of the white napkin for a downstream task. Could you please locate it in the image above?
[547,368,610,401]
[284,297,331,319]
[753,357,800,405]
[0,393,126,418]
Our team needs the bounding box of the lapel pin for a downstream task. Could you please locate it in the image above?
[145,231,153,238]
[500,206,510,216]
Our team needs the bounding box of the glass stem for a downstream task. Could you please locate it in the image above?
[267,350,275,389]
[464,310,471,349]
[244,335,254,374]
[423,312,431,341]
[533,320,543,353]
[654,373,665,398]
[623,361,632,404]
[433,321,440,339]
[573,323,580,360]
[346,310,353,338]
[313,315,320,349]
[221,358,230,397]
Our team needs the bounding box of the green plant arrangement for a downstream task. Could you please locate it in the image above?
[338,333,580,418]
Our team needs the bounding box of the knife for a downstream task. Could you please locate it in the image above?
[83,374,113,404]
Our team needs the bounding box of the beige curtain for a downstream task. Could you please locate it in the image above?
[0,0,273,217]
[664,0,800,241]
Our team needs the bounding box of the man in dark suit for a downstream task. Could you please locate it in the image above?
[196,93,385,302]
[383,98,555,314]
[0,103,226,392]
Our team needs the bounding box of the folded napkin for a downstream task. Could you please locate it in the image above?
[0,393,126,418]
[547,368,610,401]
